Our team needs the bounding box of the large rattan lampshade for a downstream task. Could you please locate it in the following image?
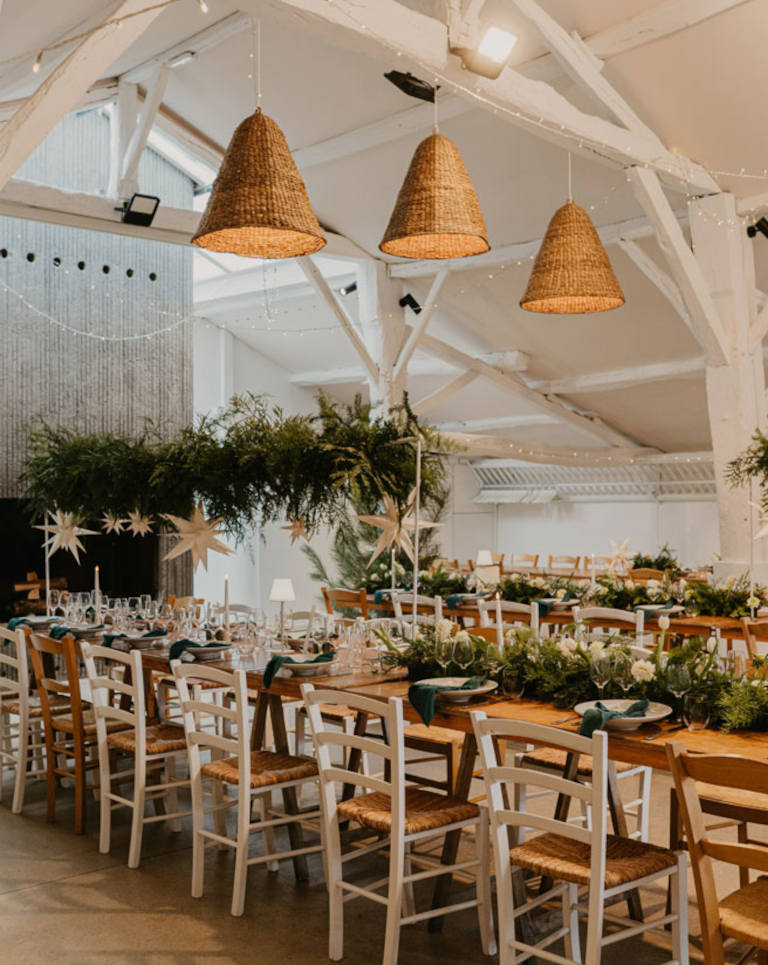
[520,201,624,314]
[192,108,325,259]
[380,132,489,260]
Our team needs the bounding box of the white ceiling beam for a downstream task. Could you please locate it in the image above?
[0,0,167,192]
[750,301,768,352]
[508,0,658,137]
[533,356,707,395]
[297,255,380,383]
[107,80,137,199]
[121,12,253,84]
[388,212,686,278]
[436,414,557,432]
[290,357,464,386]
[412,371,479,415]
[445,432,659,466]
[414,328,644,447]
[0,78,119,124]
[616,237,697,340]
[628,166,730,365]
[738,192,768,217]
[119,66,169,198]
[0,178,367,262]
[266,0,717,194]
[393,269,449,382]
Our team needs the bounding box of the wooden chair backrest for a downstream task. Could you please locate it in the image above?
[27,632,84,736]
[81,643,144,750]
[473,564,501,586]
[666,742,768,965]
[548,555,580,572]
[628,567,665,581]
[430,557,459,573]
[477,599,537,631]
[740,616,768,657]
[510,554,538,568]
[321,587,369,619]
[0,626,27,704]
[392,592,443,622]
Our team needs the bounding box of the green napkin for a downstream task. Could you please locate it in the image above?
[579,699,649,737]
[168,639,227,661]
[263,651,335,689]
[408,675,487,726]
[102,628,166,648]
[50,624,105,640]
[634,601,675,614]
[7,617,31,630]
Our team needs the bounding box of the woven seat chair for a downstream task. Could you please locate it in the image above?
[301,683,495,964]
[27,631,113,833]
[81,643,190,868]
[472,713,688,965]
[667,742,768,965]
[0,625,61,813]
[174,661,322,917]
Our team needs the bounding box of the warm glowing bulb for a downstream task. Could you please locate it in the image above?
[477,26,517,63]
[197,0,208,11]
[32,51,42,73]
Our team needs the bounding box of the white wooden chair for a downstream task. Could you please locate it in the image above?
[573,606,645,641]
[0,626,50,812]
[82,643,190,868]
[477,598,539,633]
[391,592,443,625]
[471,713,688,965]
[301,683,495,964]
[175,661,322,917]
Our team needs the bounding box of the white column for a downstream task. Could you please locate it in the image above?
[691,193,767,574]
[358,262,406,415]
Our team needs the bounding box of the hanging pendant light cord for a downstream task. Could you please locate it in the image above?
[567,152,573,202]
[250,19,262,111]
[433,82,439,133]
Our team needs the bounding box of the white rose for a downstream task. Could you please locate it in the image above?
[532,577,546,588]
[556,639,576,659]
[658,615,670,631]
[510,573,521,582]
[436,618,454,642]
[706,634,718,653]
[558,636,577,652]
[631,659,656,683]
[624,579,635,591]
[588,640,605,660]
[454,630,470,645]
[555,588,567,601]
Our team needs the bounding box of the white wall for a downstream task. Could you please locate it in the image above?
[192,320,333,612]
[442,461,719,569]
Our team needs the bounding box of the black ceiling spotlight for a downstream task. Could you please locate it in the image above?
[338,281,358,296]
[384,70,437,103]
[116,193,160,227]
[747,217,768,239]
[399,293,422,315]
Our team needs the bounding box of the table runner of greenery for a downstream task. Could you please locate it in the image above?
[377,621,768,733]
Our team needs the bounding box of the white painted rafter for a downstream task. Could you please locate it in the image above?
[119,65,169,198]
[412,372,479,415]
[533,357,707,395]
[297,255,380,383]
[436,414,556,432]
[0,0,167,192]
[393,269,449,383]
[616,237,696,339]
[444,432,659,465]
[628,166,730,365]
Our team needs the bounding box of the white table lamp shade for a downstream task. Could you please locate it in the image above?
[475,550,494,566]
[270,578,296,603]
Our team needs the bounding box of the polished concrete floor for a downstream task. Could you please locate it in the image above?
[0,767,756,965]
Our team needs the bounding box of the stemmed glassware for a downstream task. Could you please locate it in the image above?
[435,637,454,675]
[589,653,612,700]
[611,652,634,698]
[452,636,474,675]
[667,664,692,722]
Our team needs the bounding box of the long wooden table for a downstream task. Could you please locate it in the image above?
[140,646,768,930]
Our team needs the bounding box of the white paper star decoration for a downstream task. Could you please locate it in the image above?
[126,510,154,537]
[34,511,98,564]
[282,516,310,544]
[162,500,235,571]
[356,491,439,566]
[101,513,126,535]
[607,537,631,576]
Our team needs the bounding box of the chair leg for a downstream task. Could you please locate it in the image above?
[563,882,581,963]
[190,768,206,899]
[475,809,496,956]
[211,767,229,848]
[637,767,652,842]
[12,713,29,814]
[0,711,7,805]
[583,879,604,965]
[128,784,146,869]
[73,740,87,835]
[670,855,690,965]
[45,741,57,824]
[383,831,404,965]
[327,815,344,962]
[231,788,251,917]
[402,841,416,919]
[98,751,113,856]
[737,822,750,888]
[164,755,182,833]
[258,792,279,872]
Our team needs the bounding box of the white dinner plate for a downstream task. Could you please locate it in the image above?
[182,645,231,662]
[285,658,334,677]
[573,698,673,730]
[418,677,498,702]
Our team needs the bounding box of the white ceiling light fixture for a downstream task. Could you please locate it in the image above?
[477,26,518,65]
[450,13,518,81]
[167,50,195,69]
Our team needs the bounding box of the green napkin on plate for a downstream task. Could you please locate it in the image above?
[579,699,649,738]
[168,639,227,662]
[263,651,335,689]
[102,628,166,648]
[408,675,487,726]
[50,624,105,640]
[7,617,31,630]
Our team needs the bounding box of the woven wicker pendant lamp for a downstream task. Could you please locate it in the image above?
[191,108,326,259]
[520,200,624,313]
[380,131,489,260]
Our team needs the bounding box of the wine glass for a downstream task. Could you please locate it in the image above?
[435,637,454,675]
[452,636,474,674]
[589,653,612,700]
[683,693,710,731]
[139,594,152,620]
[49,589,61,616]
[667,664,692,721]
[612,652,634,697]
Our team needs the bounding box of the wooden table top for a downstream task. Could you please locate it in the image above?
[140,647,768,771]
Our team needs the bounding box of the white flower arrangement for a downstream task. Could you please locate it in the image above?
[454,629,470,645]
[624,578,635,591]
[658,614,670,631]
[555,636,578,659]
[555,588,567,601]
[436,618,454,642]
[588,640,605,660]
[510,573,521,582]
[531,576,547,588]
[747,595,761,609]
[630,659,656,683]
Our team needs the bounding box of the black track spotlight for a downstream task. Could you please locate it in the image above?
[116,193,160,227]
[338,281,358,296]
[747,217,768,239]
[399,293,422,315]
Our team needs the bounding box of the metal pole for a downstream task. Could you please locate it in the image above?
[412,435,422,633]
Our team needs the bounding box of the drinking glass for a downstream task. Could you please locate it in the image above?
[452,636,474,673]
[435,637,454,674]
[589,653,612,699]
[667,664,692,720]
[128,596,140,615]
[139,594,152,619]
[611,652,634,697]
[683,693,710,731]
[501,665,524,698]
[49,589,61,615]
